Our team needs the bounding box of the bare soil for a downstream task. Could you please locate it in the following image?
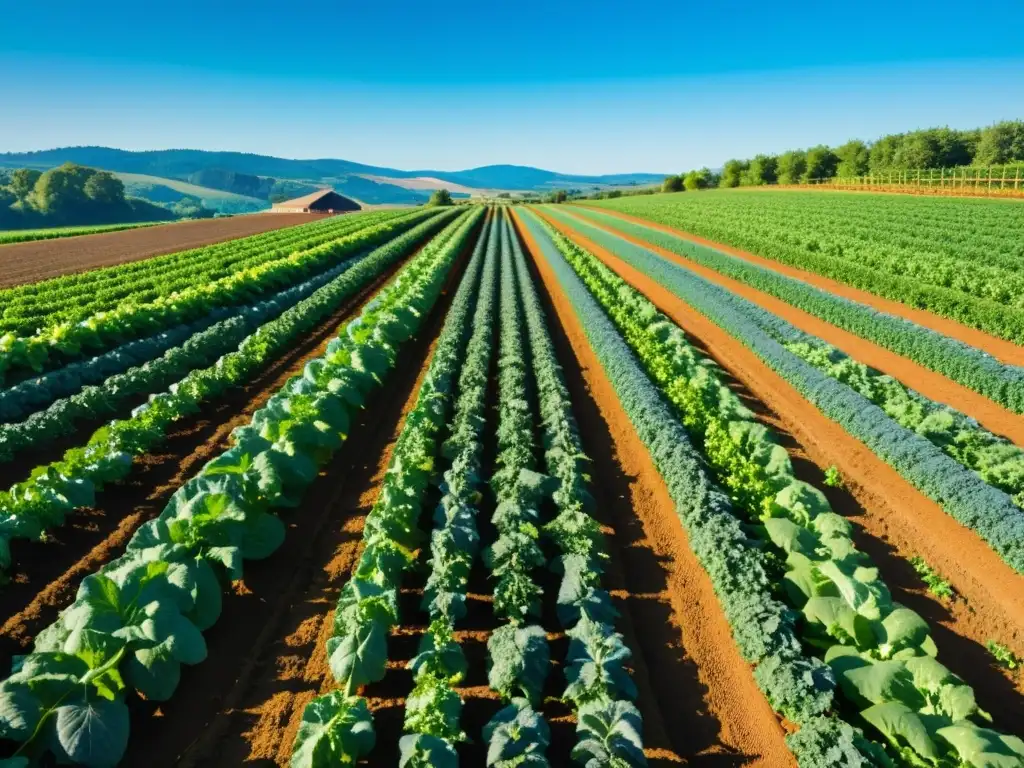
[574,205,1024,367]
[0,213,319,287]
[535,209,1024,729]
[566,207,1024,448]
[516,208,794,766]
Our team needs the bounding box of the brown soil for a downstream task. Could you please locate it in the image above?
[564,207,1024,448]
[534,209,1024,728]
[515,209,794,766]
[573,205,1024,368]
[119,225,480,768]
[0,213,319,287]
[0,256,407,665]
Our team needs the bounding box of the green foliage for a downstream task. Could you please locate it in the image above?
[743,154,778,185]
[836,140,871,177]
[291,693,375,767]
[804,145,839,181]
[986,640,1021,671]
[8,168,41,203]
[974,120,1024,165]
[720,159,748,188]
[427,188,454,206]
[823,466,844,488]
[908,557,954,600]
[683,168,715,190]
[776,150,808,184]
[661,174,684,192]
[546,189,568,203]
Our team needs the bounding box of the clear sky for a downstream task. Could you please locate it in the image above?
[2,0,1023,174]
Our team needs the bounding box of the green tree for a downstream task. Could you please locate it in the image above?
[836,140,870,177]
[661,175,684,192]
[869,134,903,172]
[84,171,126,204]
[9,168,42,205]
[804,145,839,181]
[719,159,748,188]
[546,189,568,203]
[426,188,454,206]
[776,151,807,184]
[683,168,714,190]
[171,195,215,219]
[975,120,1024,165]
[33,163,93,215]
[742,154,778,185]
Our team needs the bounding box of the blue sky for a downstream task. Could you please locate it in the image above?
[2,0,1023,174]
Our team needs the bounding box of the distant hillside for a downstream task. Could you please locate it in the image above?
[0,148,666,202]
[116,173,269,214]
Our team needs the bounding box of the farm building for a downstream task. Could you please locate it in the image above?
[271,189,361,214]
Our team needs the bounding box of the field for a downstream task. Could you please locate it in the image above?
[114,172,270,214]
[0,212,321,288]
[0,192,1022,768]
[0,222,167,246]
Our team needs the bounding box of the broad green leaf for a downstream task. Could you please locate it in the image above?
[53,697,130,768]
[936,723,1024,768]
[291,692,375,768]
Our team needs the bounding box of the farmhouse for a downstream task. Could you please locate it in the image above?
[271,189,361,214]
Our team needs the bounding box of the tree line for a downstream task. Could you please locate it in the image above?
[662,119,1024,191]
[0,162,211,230]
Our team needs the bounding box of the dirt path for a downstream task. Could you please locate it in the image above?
[0,213,318,287]
[0,259,406,665]
[535,209,1024,728]
[555,208,1024,449]
[515,209,794,766]
[573,204,1024,367]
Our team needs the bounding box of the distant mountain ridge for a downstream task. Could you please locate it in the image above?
[0,147,666,196]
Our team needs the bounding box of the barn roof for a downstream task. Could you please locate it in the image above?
[272,189,359,210]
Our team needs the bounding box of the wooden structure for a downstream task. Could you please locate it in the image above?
[271,189,361,213]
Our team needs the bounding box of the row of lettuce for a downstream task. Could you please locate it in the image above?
[0,210,407,335]
[0,207,483,767]
[0,209,460,576]
[582,192,1024,344]
[0,208,430,385]
[517,208,1024,768]
[569,207,1024,416]
[545,208,1024,575]
[294,210,647,767]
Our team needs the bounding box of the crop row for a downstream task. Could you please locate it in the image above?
[582,192,1024,341]
[0,221,165,246]
[0,209,411,331]
[0,256,358,461]
[545,209,1024,573]
[0,209,462,578]
[0,209,437,384]
[0,207,482,767]
[554,207,1024,416]
[518,208,1024,768]
[294,210,497,766]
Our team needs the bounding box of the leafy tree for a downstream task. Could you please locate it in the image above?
[497,192,511,199]
[170,195,215,219]
[836,140,870,177]
[975,120,1024,165]
[426,189,454,207]
[742,155,778,185]
[719,159,748,188]
[869,134,902,172]
[683,168,714,190]
[661,175,684,192]
[803,145,839,181]
[33,163,94,215]
[776,151,807,184]
[605,189,623,198]
[0,183,15,209]
[84,171,125,204]
[546,189,568,203]
[9,168,42,205]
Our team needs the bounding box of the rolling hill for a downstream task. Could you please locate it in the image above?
[0,147,666,206]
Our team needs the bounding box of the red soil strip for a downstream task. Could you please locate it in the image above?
[536,210,1024,722]
[573,204,1024,367]
[515,209,794,766]
[0,212,319,287]
[563,207,1024,447]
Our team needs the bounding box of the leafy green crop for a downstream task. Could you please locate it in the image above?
[522,208,1024,768]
